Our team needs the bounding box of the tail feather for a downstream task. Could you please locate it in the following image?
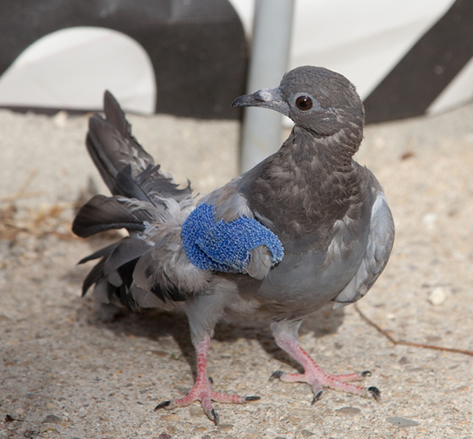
[72,194,150,238]
[82,257,107,296]
[86,117,156,202]
[73,91,198,312]
[78,241,120,264]
[80,238,149,308]
[115,258,141,311]
[85,121,123,196]
[134,164,192,202]
[87,90,155,188]
[102,90,148,155]
[86,91,192,204]
[102,237,151,276]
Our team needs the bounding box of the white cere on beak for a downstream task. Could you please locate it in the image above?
[258,88,274,102]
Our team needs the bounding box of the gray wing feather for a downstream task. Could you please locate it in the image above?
[245,246,273,280]
[72,195,151,237]
[333,190,395,306]
[87,92,191,204]
[74,92,198,310]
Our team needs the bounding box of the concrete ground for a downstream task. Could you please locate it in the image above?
[0,99,472,439]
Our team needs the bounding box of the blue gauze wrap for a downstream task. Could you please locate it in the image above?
[181,202,284,273]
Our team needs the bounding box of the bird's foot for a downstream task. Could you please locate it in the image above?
[155,378,260,425]
[271,368,380,404]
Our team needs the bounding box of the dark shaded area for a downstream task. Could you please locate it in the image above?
[84,298,346,377]
[364,0,473,123]
[0,0,248,119]
[72,233,347,378]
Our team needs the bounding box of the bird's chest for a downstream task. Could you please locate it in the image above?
[247,155,359,249]
[253,197,372,318]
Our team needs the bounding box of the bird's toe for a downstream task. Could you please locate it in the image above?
[270,370,286,380]
[367,386,381,402]
[154,400,171,411]
[210,408,219,425]
[311,390,324,405]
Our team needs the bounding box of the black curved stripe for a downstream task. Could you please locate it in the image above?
[364,0,473,123]
[0,0,247,119]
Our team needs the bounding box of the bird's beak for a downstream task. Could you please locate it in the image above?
[231,87,289,117]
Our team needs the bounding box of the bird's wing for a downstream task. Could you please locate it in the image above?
[73,92,207,310]
[332,174,395,306]
[74,91,280,313]
[86,90,192,203]
[72,194,151,237]
[193,170,284,280]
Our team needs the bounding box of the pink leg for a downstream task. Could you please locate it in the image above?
[273,332,380,403]
[155,334,259,424]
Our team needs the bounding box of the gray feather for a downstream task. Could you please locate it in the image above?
[333,186,395,306]
[72,195,150,237]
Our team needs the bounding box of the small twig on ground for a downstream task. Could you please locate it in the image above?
[42,231,80,241]
[16,168,39,195]
[0,166,82,242]
[1,168,41,206]
[354,303,473,356]
[0,191,45,203]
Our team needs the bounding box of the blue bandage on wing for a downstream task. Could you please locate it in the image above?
[181,203,284,273]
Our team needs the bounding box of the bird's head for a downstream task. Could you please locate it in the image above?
[232,66,364,138]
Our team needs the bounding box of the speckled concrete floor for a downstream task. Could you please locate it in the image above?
[1,101,472,439]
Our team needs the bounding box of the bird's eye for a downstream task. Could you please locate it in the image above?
[295,95,313,111]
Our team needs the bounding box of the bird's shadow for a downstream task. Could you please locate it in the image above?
[69,239,346,377]
[78,294,346,377]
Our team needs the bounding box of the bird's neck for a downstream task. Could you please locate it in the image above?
[285,124,361,171]
[247,124,364,246]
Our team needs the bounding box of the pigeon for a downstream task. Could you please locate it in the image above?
[72,65,395,425]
